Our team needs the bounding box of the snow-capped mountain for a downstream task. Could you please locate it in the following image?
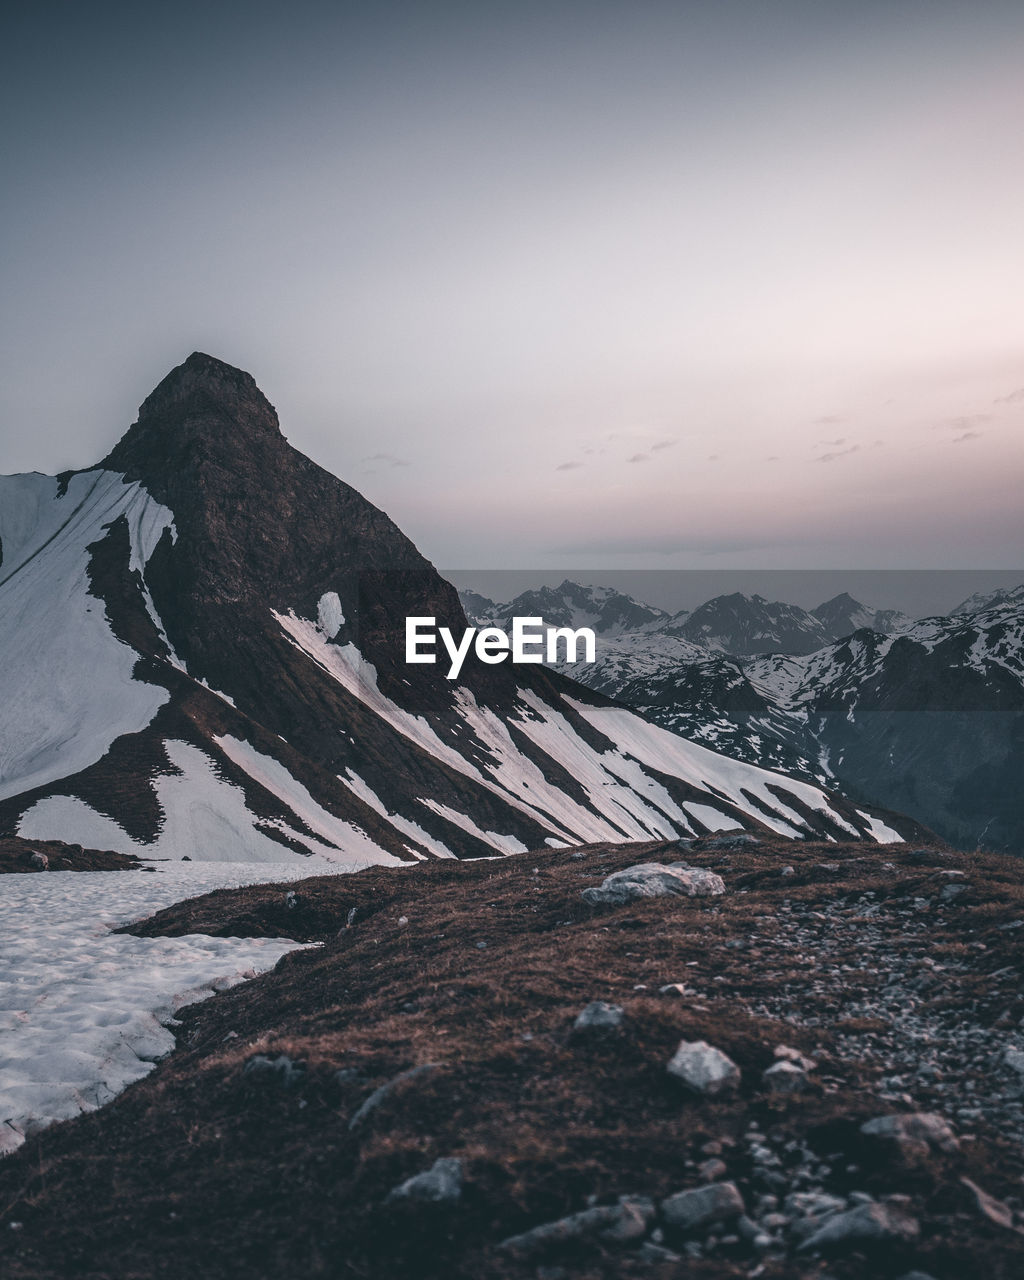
[951,584,1024,617]
[567,594,1024,852]
[462,584,910,658]
[812,592,911,641]
[671,592,831,656]
[464,580,674,636]
[0,354,919,863]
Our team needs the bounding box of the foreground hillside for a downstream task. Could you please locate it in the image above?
[2,837,1023,1278]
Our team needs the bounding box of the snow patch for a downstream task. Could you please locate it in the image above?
[0,862,314,1157]
[19,740,405,866]
[0,470,174,803]
[317,591,344,639]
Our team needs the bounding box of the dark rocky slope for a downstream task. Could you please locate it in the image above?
[1,837,1022,1279]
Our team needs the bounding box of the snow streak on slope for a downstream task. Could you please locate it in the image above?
[18,741,406,868]
[277,607,885,847]
[214,735,406,866]
[341,771,457,860]
[560,697,862,838]
[0,470,174,802]
[0,862,314,1157]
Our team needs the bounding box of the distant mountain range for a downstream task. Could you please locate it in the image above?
[461,581,1024,851]
[0,354,923,862]
[463,580,913,657]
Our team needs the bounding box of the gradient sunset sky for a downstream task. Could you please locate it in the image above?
[2,0,1022,571]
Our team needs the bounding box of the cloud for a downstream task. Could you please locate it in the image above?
[766,455,780,461]
[939,414,989,433]
[952,431,982,443]
[555,460,583,471]
[994,387,1024,405]
[650,438,677,452]
[818,444,860,463]
[812,415,845,426]
[707,454,720,461]
[361,452,409,469]
[817,437,846,447]
[627,452,649,463]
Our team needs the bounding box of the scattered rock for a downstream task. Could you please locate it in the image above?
[635,1241,682,1263]
[242,1054,306,1089]
[497,1195,655,1256]
[697,1157,728,1181]
[960,1177,1017,1230]
[667,1040,741,1095]
[1003,1046,1024,1076]
[781,865,795,876]
[348,1063,440,1131]
[785,1190,847,1232]
[28,851,48,870]
[773,1044,817,1071]
[385,1156,463,1205]
[797,1201,920,1252]
[763,1060,808,1094]
[573,1001,625,1032]
[860,1111,960,1156]
[660,1181,745,1232]
[704,833,760,849]
[903,848,952,865]
[582,862,725,906]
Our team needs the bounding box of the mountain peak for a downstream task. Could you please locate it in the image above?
[819,591,861,610]
[101,352,283,477]
[135,351,280,433]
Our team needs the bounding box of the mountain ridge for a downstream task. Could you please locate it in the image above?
[0,355,923,862]
[494,581,1024,850]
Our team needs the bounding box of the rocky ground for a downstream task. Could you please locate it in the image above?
[1,835,1023,1278]
[0,837,141,874]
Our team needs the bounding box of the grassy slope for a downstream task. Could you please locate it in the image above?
[1,837,1023,1278]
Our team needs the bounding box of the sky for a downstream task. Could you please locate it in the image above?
[2,0,1023,578]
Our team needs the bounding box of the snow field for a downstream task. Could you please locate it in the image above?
[0,861,328,1156]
